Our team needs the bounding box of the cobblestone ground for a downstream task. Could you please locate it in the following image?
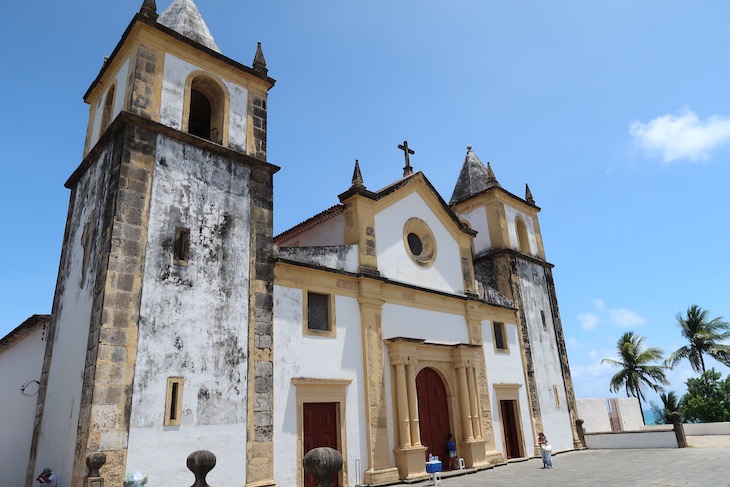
[412,446,730,487]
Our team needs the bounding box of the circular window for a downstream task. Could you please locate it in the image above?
[403,218,436,267]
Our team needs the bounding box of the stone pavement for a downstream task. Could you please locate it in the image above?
[411,447,730,487]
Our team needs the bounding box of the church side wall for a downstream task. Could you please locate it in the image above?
[126,135,251,485]
[374,192,464,295]
[34,146,115,486]
[272,285,366,486]
[516,259,573,451]
[482,320,535,458]
[0,326,45,487]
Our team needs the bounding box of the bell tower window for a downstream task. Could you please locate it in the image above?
[100,84,116,132]
[187,76,226,144]
[516,217,531,254]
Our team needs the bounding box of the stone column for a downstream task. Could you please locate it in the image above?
[466,365,482,440]
[455,363,474,441]
[405,360,421,446]
[394,360,412,448]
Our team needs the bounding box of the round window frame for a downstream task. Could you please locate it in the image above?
[402,217,437,268]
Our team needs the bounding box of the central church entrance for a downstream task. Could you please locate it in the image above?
[416,367,450,462]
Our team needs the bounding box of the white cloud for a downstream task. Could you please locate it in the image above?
[607,307,646,329]
[578,312,600,330]
[630,108,730,163]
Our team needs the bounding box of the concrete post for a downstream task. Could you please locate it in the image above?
[86,452,107,487]
[187,450,216,487]
[575,419,586,448]
[670,412,687,448]
[303,447,343,487]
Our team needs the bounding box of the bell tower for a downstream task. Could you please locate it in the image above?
[450,146,583,453]
[28,2,278,486]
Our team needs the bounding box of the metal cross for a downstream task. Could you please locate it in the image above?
[398,140,415,176]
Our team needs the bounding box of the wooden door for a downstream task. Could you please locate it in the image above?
[500,400,521,459]
[416,368,450,462]
[303,402,339,487]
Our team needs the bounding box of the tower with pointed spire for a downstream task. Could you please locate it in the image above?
[450,146,583,453]
[28,2,279,486]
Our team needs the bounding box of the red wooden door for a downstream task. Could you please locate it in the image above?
[416,368,450,463]
[303,402,339,487]
[500,400,521,459]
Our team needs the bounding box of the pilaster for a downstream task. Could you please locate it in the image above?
[343,195,378,274]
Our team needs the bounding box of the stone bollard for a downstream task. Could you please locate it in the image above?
[86,452,107,487]
[575,418,586,448]
[303,447,343,487]
[670,412,687,448]
[187,450,217,487]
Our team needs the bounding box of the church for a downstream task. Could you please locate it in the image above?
[0,1,582,486]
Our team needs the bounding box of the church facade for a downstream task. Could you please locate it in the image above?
[11,1,581,486]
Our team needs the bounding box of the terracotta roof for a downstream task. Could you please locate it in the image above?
[274,204,346,244]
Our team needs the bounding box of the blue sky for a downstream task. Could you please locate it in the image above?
[2,1,729,408]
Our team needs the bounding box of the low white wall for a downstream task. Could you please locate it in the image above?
[584,429,677,449]
[576,398,612,433]
[684,422,730,436]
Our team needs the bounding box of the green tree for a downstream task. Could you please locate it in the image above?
[679,369,730,423]
[649,391,680,424]
[664,305,730,373]
[602,331,669,424]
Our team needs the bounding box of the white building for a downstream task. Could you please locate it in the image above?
[1,1,581,486]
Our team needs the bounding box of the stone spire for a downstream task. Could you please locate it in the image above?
[449,145,500,205]
[351,160,365,188]
[525,183,535,204]
[158,0,221,53]
[253,41,268,75]
[140,0,158,19]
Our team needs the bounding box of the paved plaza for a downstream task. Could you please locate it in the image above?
[412,443,730,487]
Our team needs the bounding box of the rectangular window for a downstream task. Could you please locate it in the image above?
[493,322,507,352]
[174,227,190,265]
[307,292,330,331]
[541,310,548,331]
[553,384,561,408]
[165,377,184,426]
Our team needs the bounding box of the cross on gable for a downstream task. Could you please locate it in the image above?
[398,140,415,176]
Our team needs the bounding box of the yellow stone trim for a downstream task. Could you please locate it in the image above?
[402,217,437,268]
[292,378,352,487]
[342,194,378,272]
[164,376,184,426]
[180,70,231,146]
[490,321,510,354]
[493,383,529,458]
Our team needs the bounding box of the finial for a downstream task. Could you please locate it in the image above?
[398,140,415,177]
[253,41,268,75]
[466,145,472,152]
[525,183,535,204]
[140,0,158,19]
[351,160,365,188]
[486,162,501,189]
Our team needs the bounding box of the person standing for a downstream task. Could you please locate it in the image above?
[36,467,58,487]
[446,434,457,470]
[538,432,553,469]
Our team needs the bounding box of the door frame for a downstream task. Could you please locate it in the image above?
[493,384,527,460]
[293,378,352,487]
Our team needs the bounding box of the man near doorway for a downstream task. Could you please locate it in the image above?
[447,434,457,470]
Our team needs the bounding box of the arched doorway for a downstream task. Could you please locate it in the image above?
[416,367,450,462]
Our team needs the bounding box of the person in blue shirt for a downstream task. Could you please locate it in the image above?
[447,434,457,470]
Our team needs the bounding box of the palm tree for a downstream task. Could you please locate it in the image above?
[664,305,730,373]
[650,391,680,424]
[602,331,669,424]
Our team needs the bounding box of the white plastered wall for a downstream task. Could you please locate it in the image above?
[516,259,573,451]
[0,325,45,487]
[159,53,248,151]
[458,205,491,256]
[126,135,251,485]
[272,286,366,486]
[89,58,130,149]
[382,304,469,345]
[504,206,538,258]
[375,192,464,295]
[278,214,346,247]
[35,146,114,485]
[482,320,535,457]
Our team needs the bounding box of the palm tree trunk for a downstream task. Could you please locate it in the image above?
[700,353,706,372]
[637,394,645,424]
